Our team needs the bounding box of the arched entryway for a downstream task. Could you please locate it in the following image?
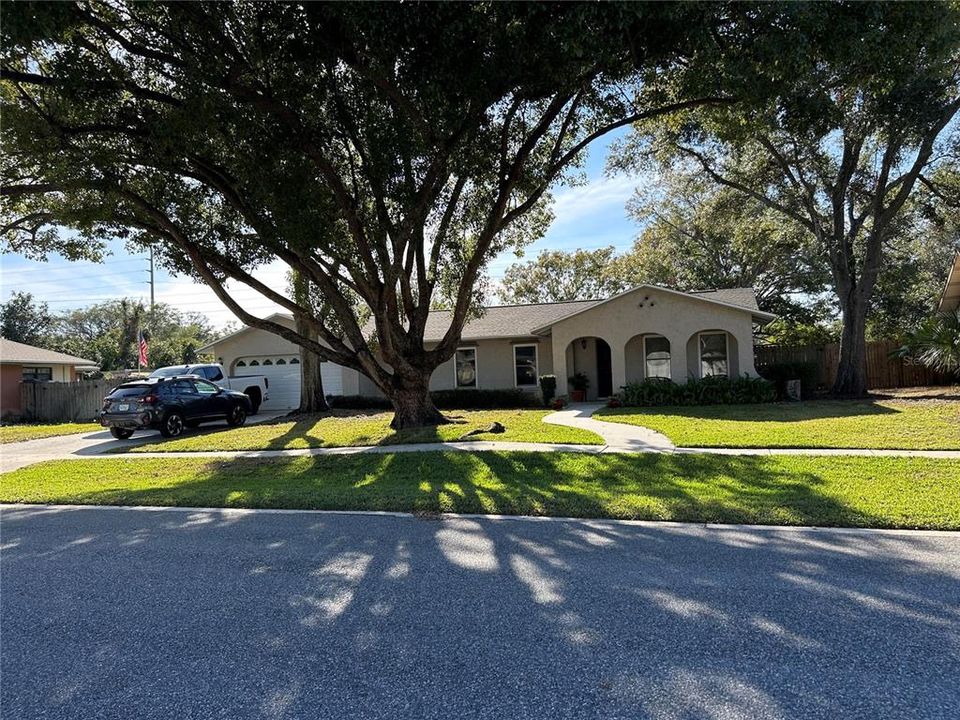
[564,336,613,400]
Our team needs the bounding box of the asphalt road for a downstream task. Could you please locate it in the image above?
[2,506,958,720]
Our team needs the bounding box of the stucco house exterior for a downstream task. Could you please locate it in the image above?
[939,251,960,312]
[0,338,98,418]
[199,285,774,411]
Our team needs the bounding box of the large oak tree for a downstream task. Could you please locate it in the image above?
[1,1,739,427]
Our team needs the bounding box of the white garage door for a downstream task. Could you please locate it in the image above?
[233,355,342,411]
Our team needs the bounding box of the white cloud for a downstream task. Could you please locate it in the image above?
[548,174,638,230]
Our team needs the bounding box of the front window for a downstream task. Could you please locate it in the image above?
[514,345,538,387]
[22,367,53,381]
[644,336,671,379]
[699,333,729,377]
[455,347,477,388]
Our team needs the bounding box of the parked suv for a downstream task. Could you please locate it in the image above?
[149,364,269,414]
[98,376,253,440]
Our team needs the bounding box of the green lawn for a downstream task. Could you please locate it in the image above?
[126,409,603,452]
[3,453,958,529]
[595,400,960,450]
[0,422,99,444]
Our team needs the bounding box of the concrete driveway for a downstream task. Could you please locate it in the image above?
[0,413,285,473]
[2,506,958,720]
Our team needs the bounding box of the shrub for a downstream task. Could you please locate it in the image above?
[551,396,568,410]
[327,395,392,410]
[620,375,775,407]
[430,388,540,409]
[568,372,590,391]
[757,362,820,400]
[328,388,540,410]
[539,375,557,406]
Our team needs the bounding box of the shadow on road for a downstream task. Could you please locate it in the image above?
[1,502,957,719]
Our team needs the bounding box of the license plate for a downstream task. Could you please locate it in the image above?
[116,403,130,412]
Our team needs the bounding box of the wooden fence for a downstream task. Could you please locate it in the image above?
[20,380,112,422]
[755,339,948,391]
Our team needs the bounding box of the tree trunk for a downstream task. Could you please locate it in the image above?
[296,314,328,413]
[388,374,447,430]
[832,292,869,397]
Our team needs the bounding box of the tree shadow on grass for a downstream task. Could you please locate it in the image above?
[264,419,328,450]
[23,450,928,531]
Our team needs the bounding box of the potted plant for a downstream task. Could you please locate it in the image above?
[568,372,589,402]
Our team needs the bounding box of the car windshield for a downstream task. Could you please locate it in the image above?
[149,366,188,378]
[108,384,153,398]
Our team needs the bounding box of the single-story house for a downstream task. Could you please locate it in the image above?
[199,284,774,411]
[939,251,960,312]
[0,338,98,418]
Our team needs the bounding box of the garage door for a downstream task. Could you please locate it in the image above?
[233,355,343,411]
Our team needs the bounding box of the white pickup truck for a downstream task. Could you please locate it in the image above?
[149,363,270,413]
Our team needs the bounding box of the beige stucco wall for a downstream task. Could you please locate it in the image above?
[356,336,554,398]
[429,337,552,393]
[549,287,759,396]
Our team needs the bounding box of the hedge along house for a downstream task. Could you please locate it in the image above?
[198,285,774,410]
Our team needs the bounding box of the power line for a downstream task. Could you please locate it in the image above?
[0,257,150,275]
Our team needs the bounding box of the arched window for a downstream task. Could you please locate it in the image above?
[699,332,729,377]
[263,359,273,366]
[290,358,300,365]
[644,336,671,379]
[249,360,260,366]
[235,360,247,367]
[276,358,286,365]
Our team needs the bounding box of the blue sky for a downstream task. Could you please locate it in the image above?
[0,128,639,328]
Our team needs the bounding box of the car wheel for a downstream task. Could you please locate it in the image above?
[227,404,247,427]
[249,400,261,415]
[110,427,134,440]
[160,411,185,438]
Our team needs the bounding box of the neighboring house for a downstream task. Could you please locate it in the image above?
[939,251,960,312]
[0,338,98,418]
[199,285,774,410]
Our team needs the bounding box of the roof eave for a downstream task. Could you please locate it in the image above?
[529,284,770,333]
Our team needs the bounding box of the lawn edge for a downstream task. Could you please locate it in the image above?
[4,502,958,534]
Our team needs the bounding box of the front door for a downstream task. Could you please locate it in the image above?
[596,339,613,397]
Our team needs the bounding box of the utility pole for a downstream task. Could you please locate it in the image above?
[148,246,155,309]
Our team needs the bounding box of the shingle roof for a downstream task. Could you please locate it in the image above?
[205,286,767,346]
[0,338,97,366]
[423,299,600,342]
[689,288,760,311]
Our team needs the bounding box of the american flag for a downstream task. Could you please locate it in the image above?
[137,329,149,367]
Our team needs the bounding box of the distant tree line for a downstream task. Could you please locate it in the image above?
[0,292,224,371]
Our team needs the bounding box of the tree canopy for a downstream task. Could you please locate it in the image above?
[1,1,738,425]
[611,1,960,395]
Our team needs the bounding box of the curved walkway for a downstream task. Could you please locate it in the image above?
[542,403,675,451]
